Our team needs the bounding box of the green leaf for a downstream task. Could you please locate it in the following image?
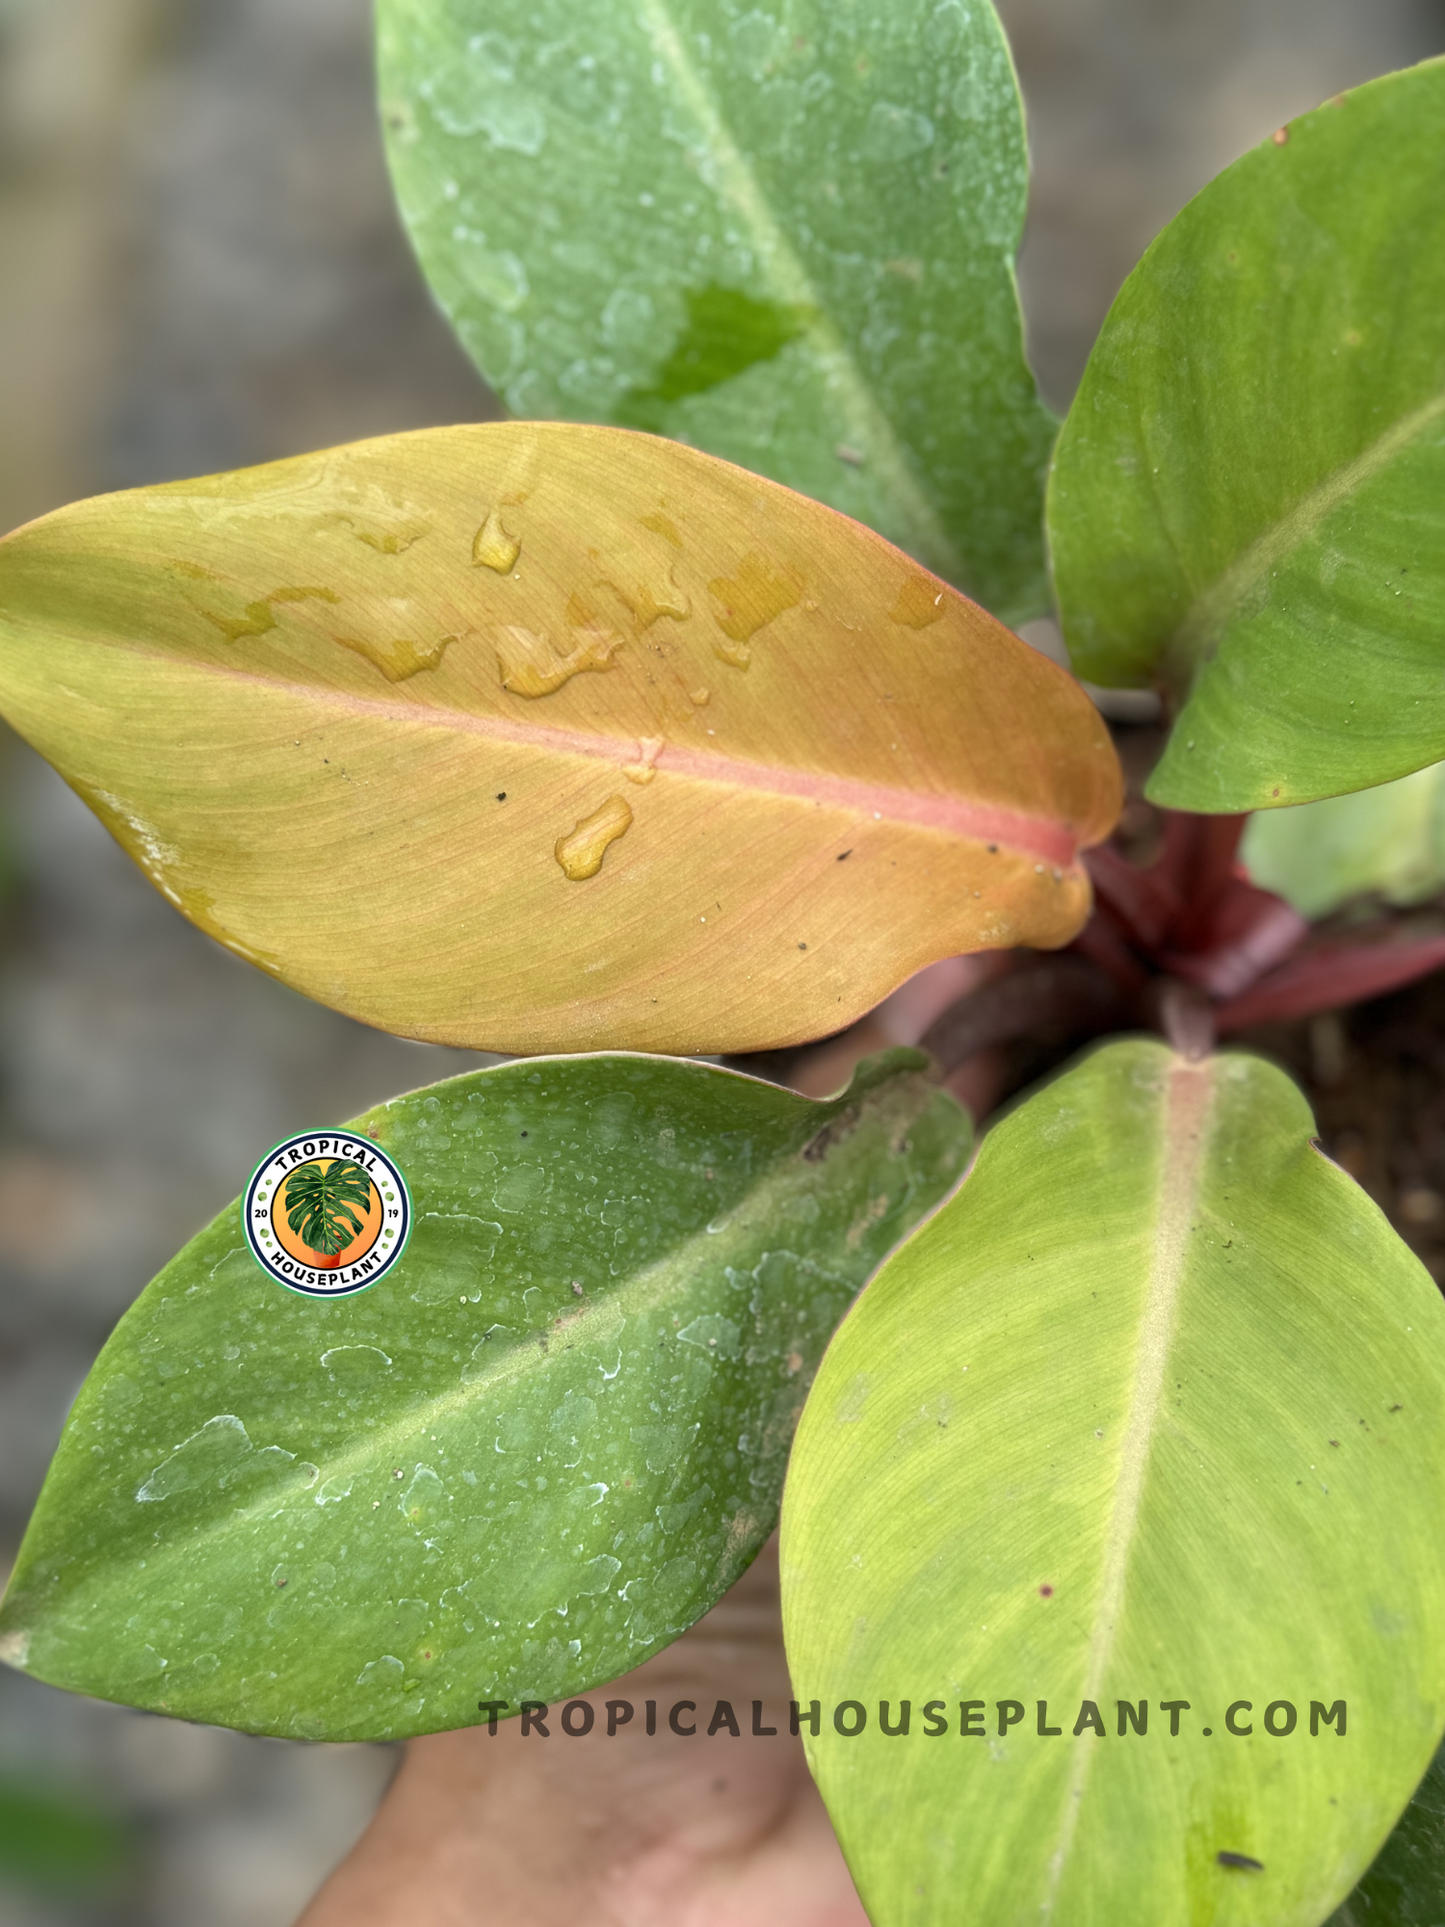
[1328,1733,1445,1925]
[1241,761,1445,920]
[1048,60,1445,811]
[781,1039,1445,1927]
[284,1159,375,1256]
[0,1050,968,1741]
[0,423,1119,1056]
[377,0,1056,622]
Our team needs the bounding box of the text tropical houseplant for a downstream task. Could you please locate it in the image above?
[1,6,1443,1923]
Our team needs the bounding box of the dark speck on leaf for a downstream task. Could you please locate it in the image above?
[1218,1853,1264,1872]
[1039,1584,1053,1598]
[798,942,807,950]
[1329,1439,1339,1447]
[496,792,507,801]
[837,850,852,861]
[521,1131,528,1138]
[987,843,998,854]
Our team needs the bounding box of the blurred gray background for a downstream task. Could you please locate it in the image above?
[0,1,1441,1921]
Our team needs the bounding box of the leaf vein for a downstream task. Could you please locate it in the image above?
[636,0,963,579]
[1167,385,1445,683]
[1040,1057,1216,1911]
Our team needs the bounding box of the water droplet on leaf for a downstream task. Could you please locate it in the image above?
[890,575,946,629]
[473,507,521,572]
[623,736,665,784]
[709,553,801,666]
[496,622,623,698]
[640,510,684,548]
[334,631,456,682]
[555,795,634,880]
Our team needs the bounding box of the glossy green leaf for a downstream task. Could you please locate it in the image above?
[1048,60,1445,811]
[1242,762,1445,920]
[0,1049,968,1741]
[0,423,1119,1055]
[781,1039,1445,1927]
[377,0,1057,622]
[1328,1734,1445,1926]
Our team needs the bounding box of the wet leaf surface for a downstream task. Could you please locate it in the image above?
[0,1049,968,1740]
[378,0,1057,622]
[0,423,1119,1054]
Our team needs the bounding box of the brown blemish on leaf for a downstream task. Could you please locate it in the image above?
[723,1510,757,1557]
[802,1106,861,1163]
[845,1195,891,1249]
[760,1401,806,1459]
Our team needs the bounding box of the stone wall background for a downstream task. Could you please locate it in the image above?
[0,2,1440,1921]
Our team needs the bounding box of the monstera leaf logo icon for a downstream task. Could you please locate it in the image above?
[282,1159,374,1267]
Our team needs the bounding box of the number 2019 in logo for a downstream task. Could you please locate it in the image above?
[243,1131,412,1297]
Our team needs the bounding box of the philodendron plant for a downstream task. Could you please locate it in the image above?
[0,5,1443,1922]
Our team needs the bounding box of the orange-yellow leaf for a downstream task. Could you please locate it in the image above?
[0,424,1121,1053]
